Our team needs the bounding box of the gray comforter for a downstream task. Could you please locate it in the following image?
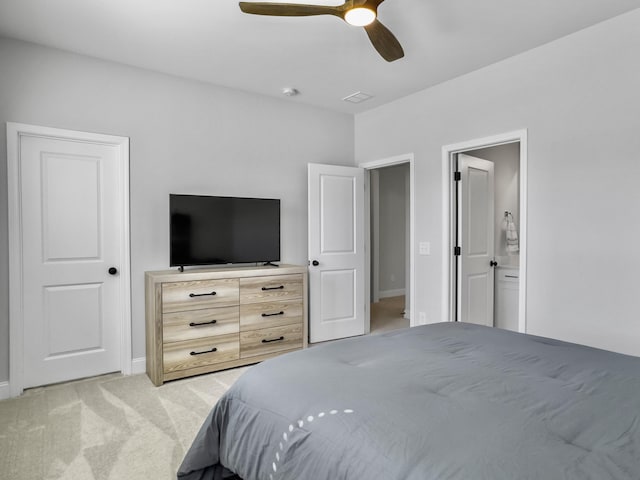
[178,322,640,480]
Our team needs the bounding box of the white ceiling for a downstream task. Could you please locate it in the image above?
[1,0,639,114]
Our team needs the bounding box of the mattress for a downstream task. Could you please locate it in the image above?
[178,322,640,479]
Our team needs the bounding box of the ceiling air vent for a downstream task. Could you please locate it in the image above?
[342,91,374,104]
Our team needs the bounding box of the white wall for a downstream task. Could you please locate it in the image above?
[355,10,640,356]
[0,37,354,383]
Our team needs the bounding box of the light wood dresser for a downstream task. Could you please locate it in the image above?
[145,264,307,386]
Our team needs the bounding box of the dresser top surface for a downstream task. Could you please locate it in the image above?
[146,264,307,283]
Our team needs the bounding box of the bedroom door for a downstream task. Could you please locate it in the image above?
[308,164,366,343]
[8,123,130,391]
[458,154,495,326]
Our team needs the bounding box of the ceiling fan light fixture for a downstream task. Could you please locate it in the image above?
[238,0,404,62]
[344,7,376,27]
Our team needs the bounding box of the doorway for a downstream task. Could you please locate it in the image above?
[442,131,527,332]
[369,164,410,333]
[307,157,414,343]
[360,154,415,335]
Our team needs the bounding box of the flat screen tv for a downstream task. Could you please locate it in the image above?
[170,194,280,268]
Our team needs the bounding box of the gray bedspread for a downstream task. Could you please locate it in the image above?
[178,322,640,480]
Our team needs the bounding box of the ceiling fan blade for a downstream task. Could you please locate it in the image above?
[361,0,386,7]
[239,2,341,17]
[363,19,404,62]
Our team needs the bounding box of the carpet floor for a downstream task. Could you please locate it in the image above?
[0,367,248,480]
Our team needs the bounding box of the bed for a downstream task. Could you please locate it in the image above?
[177,322,640,480]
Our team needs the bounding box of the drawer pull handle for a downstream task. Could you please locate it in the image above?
[262,311,285,317]
[262,285,284,291]
[262,336,285,343]
[190,347,218,356]
[505,275,519,279]
[189,291,217,298]
[189,319,218,327]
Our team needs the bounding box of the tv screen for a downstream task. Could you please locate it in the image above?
[170,194,280,267]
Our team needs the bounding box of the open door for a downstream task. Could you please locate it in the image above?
[458,154,495,326]
[308,163,365,343]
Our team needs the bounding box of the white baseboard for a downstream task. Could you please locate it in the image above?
[131,357,146,375]
[379,289,406,299]
[0,381,10,400]
[0,362,146,400]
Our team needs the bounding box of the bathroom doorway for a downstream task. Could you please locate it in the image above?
[442,131,527,333]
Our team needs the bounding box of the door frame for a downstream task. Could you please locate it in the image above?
[441,130,527,332]
[7,122,131,397]
[359,153,416,331]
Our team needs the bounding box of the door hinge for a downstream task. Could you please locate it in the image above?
[454,171,461,181]
[454,246,461,256]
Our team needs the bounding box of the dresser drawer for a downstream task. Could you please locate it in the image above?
[240,274,303,304]
[163,306,239,343]
[163,334,239,373]
[240,300,302,331]
[162,278,239,313]
[240,323,303,358]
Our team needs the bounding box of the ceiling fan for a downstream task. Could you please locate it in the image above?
[238,0,404,62]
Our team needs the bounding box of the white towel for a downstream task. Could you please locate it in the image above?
[505,212,519,254]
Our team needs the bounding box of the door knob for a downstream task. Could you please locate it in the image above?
[312,260,319,266]
[108,267,118,275]
[489,260,498,267]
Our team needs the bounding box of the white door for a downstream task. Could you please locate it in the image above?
[458,154,495,326]
[9,124,129,389]
[308,163,365,343]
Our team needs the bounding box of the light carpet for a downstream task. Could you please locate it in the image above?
[0,367,248,480]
